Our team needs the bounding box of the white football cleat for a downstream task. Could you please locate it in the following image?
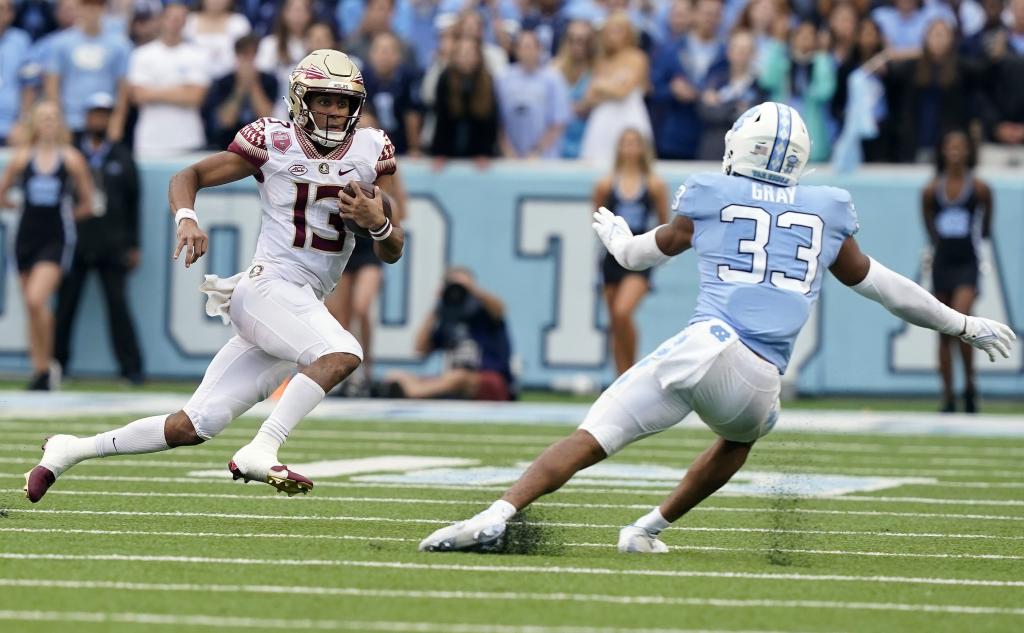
[618,525,669,554]
[228,443,313,497]
[419,511,507,552]
[24,434,79,503]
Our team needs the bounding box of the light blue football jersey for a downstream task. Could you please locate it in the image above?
[674,172,859,373]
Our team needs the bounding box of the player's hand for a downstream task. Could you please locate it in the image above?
[174,219,209,268]
[959,316,1016,362]
[338,184,384,229]
[592,206,633,256]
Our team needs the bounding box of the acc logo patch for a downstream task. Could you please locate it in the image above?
[319,163,330,174]
[271,131,291,153]
[288,164,308,176]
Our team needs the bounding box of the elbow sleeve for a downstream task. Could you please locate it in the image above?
[851,257,964,336]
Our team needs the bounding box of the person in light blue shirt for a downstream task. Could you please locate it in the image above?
[419,101,1017,555]
[871,0,955,51]
[43,0,131,137]
[496,29,571,158]
[0,0,31,141]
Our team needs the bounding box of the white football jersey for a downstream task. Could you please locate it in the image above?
[227,117,397,298]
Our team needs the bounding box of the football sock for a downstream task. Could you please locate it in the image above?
[634,507,671,535]
[488,499,518,521]
[92,415,171,458]
[255,373,326,451]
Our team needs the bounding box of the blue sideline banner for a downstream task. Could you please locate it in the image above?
[0,157,1021,395]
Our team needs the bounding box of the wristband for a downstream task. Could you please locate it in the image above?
[175,208,199,227]
[369,217,393,241]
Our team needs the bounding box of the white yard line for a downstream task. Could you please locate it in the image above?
[0,610,785,633]
[3,553,1023,588]
[39,488,1024,510]
[14,496,1024,524]
[2,527,1021,559]
[0,579,1020,617]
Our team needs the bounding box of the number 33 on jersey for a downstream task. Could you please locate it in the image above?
[227,117,397,298]
[674,172,859,372]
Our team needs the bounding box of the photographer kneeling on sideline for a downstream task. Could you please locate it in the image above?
[382,267,515,401]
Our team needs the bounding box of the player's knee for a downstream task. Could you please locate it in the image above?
[311,351,361,386]
[165,411,204,447]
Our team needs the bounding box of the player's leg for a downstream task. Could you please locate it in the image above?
[21,263,62,376]
[227,274,363,490]
[24,336,292,502]
[620,341,779,553]
[951,284,979,412]
[934,291,955,411]
[609,274,649,375]
[419,360,690,552]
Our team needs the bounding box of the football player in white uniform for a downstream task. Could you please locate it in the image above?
[25,50,404,502]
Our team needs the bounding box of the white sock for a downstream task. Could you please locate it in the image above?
[92,415,171,458]
[255,373,325,451]
[634,507,671,535]
[487,499,517,521]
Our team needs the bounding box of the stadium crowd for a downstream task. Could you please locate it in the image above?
[0,0,1021,166]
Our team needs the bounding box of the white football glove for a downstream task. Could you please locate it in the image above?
[959,316,1016,362]
[592,206,633,259]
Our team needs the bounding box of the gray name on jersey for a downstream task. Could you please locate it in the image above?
[751,182,796,205]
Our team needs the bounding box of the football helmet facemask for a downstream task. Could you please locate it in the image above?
[287,49,365,149]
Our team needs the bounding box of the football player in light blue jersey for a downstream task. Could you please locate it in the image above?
[420,102,1015,554]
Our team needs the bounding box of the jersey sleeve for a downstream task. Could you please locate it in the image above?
[375,132,397,177]
[227,119,270,171]
[672,173,717,221]
[833,187,859,237]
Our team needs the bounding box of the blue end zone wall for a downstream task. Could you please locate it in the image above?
[0,158,1020,395]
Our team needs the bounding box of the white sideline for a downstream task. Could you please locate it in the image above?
[3,527,1022,560]
[38,488,1024,509]
[0,579,1021,616]
[0,610,783,633]
[3,553,1023,588]
[18,504,1024,525]
[6,524,1024,543]
[5,454,1023,481]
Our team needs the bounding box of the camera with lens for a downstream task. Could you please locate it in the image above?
[433,280,481,354]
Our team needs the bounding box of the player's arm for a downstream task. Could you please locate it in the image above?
[168,151,258,268]
[592,209,693,271]
[339,176,405,265]
[829,236,1015,361]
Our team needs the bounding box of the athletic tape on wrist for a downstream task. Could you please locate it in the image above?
[370,217,393,241]
[175,208,199,227]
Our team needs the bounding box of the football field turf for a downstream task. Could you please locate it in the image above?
[1,403,1022,633]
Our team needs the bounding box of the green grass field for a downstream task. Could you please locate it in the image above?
[1,411,1022,633]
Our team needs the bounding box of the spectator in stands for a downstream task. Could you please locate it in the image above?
[44,0,131,141]
[304,20,337,52]
[15,0,57,41]
[128,2,210,158]
[441,0,520,53]
[578,10,651,167]
[759,19,836,162]
[977,0,1024,150]
[243,0,332,39]
[882,18,982,162]
[871,0,955,52]
[658,0,692,49]
[496,29,571,158]
[129,2,161,46]
[0,0,31,144]
[697,30,765,160]
[551,19,595,158]
[521,0,569,59]
[21,0,77,105]
[338,0,442,71]
[451,9,509,77]
[430,35,499,164]
[203,34,276,150]
[922,129,992,412]
[833,16,889,164]
[363,31,423,155]
[593,127,667,377]
[343,0,402,64]
[732,0,790,65]
[55,92,144,386]
[0,101,93,391]
[418,25,454,149]
[650,0,725,160]
[383,266,515,401]
[256,0,313,119]
[828,2,860,133]
[184,0,253,81]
